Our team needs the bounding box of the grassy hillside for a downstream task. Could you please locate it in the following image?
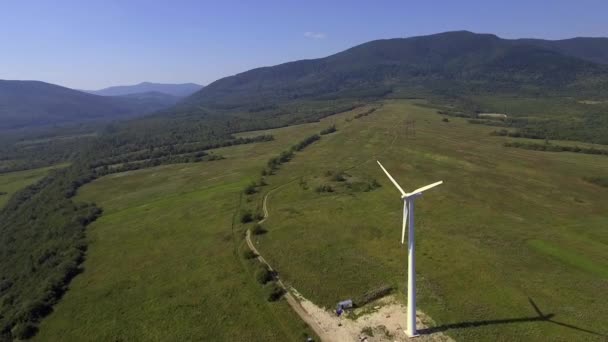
[33,108,337,341]
[35,100,607,341]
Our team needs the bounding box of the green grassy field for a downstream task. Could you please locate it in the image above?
[36,100,607,341]
[33,108,347,341]
[251,100,608,341]
[0,165,65,208]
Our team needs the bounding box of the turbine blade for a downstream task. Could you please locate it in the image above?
[402,200,408,244]
[411,181,443,195]
[376,161,406,197]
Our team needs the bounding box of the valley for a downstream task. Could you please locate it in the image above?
[1,17,608,341]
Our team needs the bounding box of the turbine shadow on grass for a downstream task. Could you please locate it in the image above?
[418,298,605,337]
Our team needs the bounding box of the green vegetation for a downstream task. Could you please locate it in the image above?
[527,240,608,279]
[0,165,64,208]
[319,124,337,135]
[265,283,285,302]
[0,97,362,340]
[504,141,608,155]
[32,114,337,341]
[20,99,607,341]
[181,31,608,112]
[435,95,608,145]
[242,249,258,259]
[251,100,607,341]
[255,265,273,285]
[584,176,608,187]
[2,30,608,341]
[252,224,267,235]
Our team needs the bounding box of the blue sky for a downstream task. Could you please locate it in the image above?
[1,0,607,89]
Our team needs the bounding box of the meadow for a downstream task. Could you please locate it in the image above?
[35,100,607,341]
[252,100,608,341]
[32,107,346,341]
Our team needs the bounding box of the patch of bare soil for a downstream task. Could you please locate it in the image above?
[291,291,453,342]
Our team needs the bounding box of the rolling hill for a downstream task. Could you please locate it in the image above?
[87,82,203,97]
[0,80,176,130]
[181,31,608,109]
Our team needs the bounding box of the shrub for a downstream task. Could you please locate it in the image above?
[255,212,264,221]
[292,134,320,151]
[252,224,267,235]
[315,184,334,193]
[320,124,337,135]
[279,151,294,163]
[242,249,257,259]
[370,179,381,189]
[442,118,449,122]
[265,282,285,301]
[244,182,257,195]
[12,322,38,339]
[584,176,608,187]
[255,265,273,284]
[241,211,254,223]
[332,172,346,182]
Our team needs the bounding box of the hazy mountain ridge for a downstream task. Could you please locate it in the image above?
[88,82,203,97]
[0,80,175,130]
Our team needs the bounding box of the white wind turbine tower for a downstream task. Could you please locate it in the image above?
[377,160,442,337]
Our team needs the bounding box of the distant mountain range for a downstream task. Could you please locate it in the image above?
[3,31,608,132]
[87,82,203,97]
[182,31,608,109]
[0,80,178,130]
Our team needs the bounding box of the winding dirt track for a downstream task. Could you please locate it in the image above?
[245,194,328,339]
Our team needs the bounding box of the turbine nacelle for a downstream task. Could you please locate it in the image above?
[401,192,422,200]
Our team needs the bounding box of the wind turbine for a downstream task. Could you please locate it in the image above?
[377,160,442,337]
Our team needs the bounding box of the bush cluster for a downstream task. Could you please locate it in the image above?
[354,108,377,119]
[504,142,608,155]
[320,124,337,135]
[265,282,285,302]
[255,265,273,285]
[315,184,334,193]
[252,224,267,235]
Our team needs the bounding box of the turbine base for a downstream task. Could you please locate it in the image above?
[404,329,419,338]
